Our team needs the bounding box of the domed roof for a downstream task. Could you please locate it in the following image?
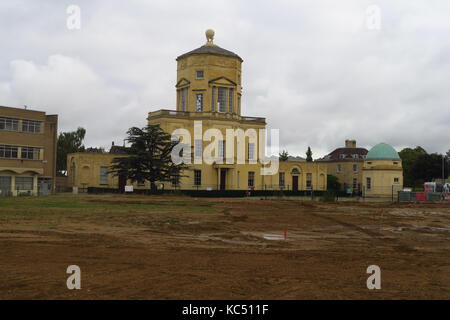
[366,143,400,160]
[176,29,243,62]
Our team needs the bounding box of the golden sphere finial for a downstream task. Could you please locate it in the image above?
[205,29,215,45]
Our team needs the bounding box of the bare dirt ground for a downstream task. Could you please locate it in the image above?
[0,194,449,299]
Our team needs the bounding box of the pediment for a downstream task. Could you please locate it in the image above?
[175,78,191,88]
[209,76,236,87]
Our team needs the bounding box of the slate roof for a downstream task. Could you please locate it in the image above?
[177,45,243,62]
[317,147,368,161]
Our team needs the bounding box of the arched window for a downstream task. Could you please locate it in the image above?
[291,168,300,174]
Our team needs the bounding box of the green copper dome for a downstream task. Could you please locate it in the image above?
[366,143,400,160]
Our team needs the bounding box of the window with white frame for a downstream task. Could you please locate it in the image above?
[0,117,19,131]
[0,145,18,158]
[217,87,227,112]
[353,164,358,173]
[218,140,225,160]
[15,177,33,190]
[248,143,255,161]
[279,172,285,187]
[196,93,203,112]
[306,173,312,188]
[248,171,255,187]
[228,88,233,113]
[194,139,202,158]
[22,119,41,133]
[196,70,204,79]
[21,147,40,160]
[100,167,108,185]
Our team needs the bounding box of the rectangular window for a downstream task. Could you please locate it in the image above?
[218,87,227,112]
[0,145,19,158]
[394,177,399,183]
[218,140,225,159]
[366,177,371,190]
[248,143,255,161]
[100,167,108,185]
[306,173,312,188]
[15,177,33,190]
[337,164,341,173]
[194,170,201,186]
[279,172,285,187]
[22,119,41,133]
[196,70,204,79]
[138,179,145,186]
[194,139,202,158]
[196,93,203,112]
[211,86,216,112]
[353,164,358,173]
[248,171,255,187]
[353,178,358,189]
[228,88,233,113]
[21,147,40,160]
[0,117,19,131]
[181,88,187,111]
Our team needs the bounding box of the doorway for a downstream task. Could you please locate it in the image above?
[292,176,298,191]
[118,174,126,193]
[220,169,226,190]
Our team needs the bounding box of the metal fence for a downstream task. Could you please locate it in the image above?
[398,191,445,202]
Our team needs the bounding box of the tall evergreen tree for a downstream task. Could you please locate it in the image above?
[306,146,313,162]
[279,150,289,161]
[109,124,186,192]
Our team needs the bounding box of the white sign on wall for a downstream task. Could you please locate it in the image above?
[125,185,134,192]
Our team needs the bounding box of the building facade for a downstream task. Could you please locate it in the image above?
[67,30,327,192]
[362,142,403,197]
[317,140,368,194]
[0,106,58,196]
[147,30,327,191]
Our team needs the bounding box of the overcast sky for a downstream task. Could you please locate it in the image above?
[1,0,449,158]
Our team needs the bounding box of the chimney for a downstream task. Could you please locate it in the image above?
[345,139,356,148]
[112,141,114,146]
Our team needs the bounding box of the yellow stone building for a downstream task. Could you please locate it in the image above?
[317,139,368,194]
[67,30,327,193]
[0,105,58,196]
[362,143,403,198]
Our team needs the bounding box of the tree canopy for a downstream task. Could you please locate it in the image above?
[56,127,86,174]
[109,124,186,192]
[399,146,448,187]
[279,150,289,161]
[327,174,341,192]
[306,146,313,162]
